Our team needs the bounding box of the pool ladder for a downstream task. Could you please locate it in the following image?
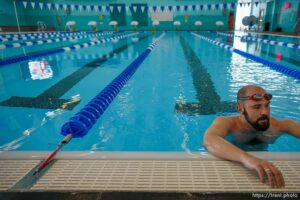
[37,21,47,32]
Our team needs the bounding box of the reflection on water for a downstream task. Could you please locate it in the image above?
[0,135,26,151]
[23,128,35,136]
[28,60,53,80]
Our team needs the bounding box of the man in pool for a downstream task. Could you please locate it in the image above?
[203,84,300,188]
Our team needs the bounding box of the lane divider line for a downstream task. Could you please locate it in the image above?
[214,31,300,50]
[191,32,300,80]
[0,32,143,66]
[61,33,165,138]
[33,33,165,175]
[0,31,113,43]
[0,32,115,49]
[0,31,103,39]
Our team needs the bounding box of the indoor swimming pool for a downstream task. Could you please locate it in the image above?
[0,31,300,153]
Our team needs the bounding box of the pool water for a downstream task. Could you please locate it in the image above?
[0,31,299,152]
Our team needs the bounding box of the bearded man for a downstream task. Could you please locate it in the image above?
[203,85,300,188]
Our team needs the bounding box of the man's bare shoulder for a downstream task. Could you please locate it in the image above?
[270,117,294,132]
[204,116,240,138]
[213,116,239,124]
[211,116,239,130]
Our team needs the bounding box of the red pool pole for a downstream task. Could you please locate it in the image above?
[33,134,72,175]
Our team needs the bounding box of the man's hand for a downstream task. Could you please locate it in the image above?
[242,155,285,188]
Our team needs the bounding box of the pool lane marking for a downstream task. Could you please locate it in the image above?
[0,31,99,39]
[0,32,141,66]
[0,31,82,38]
[176,35,236,115]
[0,35,149,110]
[32,34,165,176]
[214,31,300,50]
[0,32,114,49]
[192,32,300,80]
[0,31,104,42]
[214,32,300,67]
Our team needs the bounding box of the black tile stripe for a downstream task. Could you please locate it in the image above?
[175,35,236,115]
[0,35,149,110]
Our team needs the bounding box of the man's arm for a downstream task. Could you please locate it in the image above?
[203,117,284,188]
[280,119,300,138]
[203,117,251,163]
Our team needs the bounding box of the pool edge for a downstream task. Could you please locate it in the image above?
[0,151,299,160]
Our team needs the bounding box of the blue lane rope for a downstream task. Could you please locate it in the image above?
[0,31,90,39]
[61,33,165,138]
[0,32,114,49]
[32,32,162,176]
[44,50,140,61]
[0,31,113,43]
[0,31,85,40]
[0,31,112,40]
[0,32,142,67]
[47,51,135,61]
[191,32,300,80]
[213,31,300,50]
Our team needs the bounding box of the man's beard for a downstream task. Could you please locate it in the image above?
[243,108,270,131]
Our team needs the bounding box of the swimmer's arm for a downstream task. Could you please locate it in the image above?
[203,117,253,163]
[204,117,284,187]
[280,119,300,138]
[203,117,285,187]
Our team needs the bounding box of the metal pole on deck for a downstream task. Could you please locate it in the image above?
[33,134,73,175]
[13,0,21,33]
[13,0,28,56]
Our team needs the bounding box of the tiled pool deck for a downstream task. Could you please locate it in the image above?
[0,152,299,200]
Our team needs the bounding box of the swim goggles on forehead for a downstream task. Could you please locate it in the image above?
[238,93,272,101]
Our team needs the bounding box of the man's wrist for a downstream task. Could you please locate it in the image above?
[240,151,254,165]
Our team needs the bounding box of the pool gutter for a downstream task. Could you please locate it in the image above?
[0,152,299,193]
[0,151,299,160]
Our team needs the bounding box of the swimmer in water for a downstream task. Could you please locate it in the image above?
[203,84,300,188]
